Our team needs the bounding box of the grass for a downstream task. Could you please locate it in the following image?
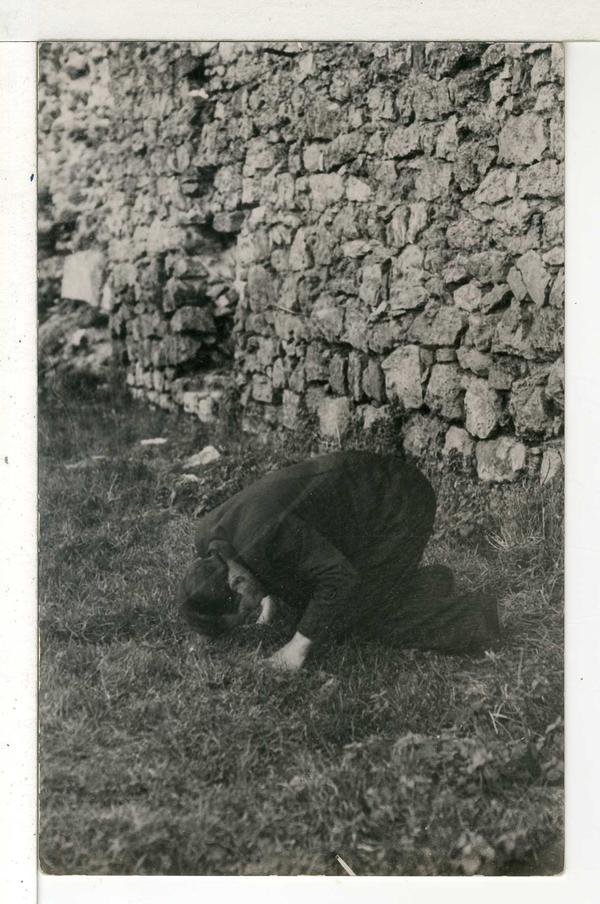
[38,377,564,876]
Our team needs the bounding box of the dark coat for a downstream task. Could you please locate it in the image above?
[193,451,436,643]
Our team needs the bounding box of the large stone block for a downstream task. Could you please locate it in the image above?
[384,123,421,158]
[465,378,502,438]
[305,342,329,382]
[409,306,467,347]
[509,375,552,437]
[61,250,105,306]
[476,437,527,482]
[528,307,564,358]
[402,413,445,459]
[282,389,303,429]
[163,334,204,366]
[289,227,313,271]
[389,280,428,313]
[328,354,348,395]
[457,347,491,376]
[359,262,386,306]
[519,160,563,198]
[171,306,216,333]
[346,177,372,202]
[454,282,483,312]
[308,173,345,209]
[311,294,344,342]
[415,160,452,201]
[474,168,517,205]
[381,345,423,409]
[498,112,548,164]
[362,358,386,402]
[252,373,274,404]
[425,363,464,420]
[246,264,277,312]
[443,426,474,459]
[516,250,550,306]
[412,76,453,120]
[318,397,352,442]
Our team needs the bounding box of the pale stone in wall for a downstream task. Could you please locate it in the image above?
[318,396,352,441]
[510,375,552,437]
[443,426,474,459]
[409,306,467,347]
[381,345,423,409]
[476,436,527,482]
[465,378,502,439]
[425,363,464,420]
[498,112,547,165]
[516,250,550,307]
[61,250,105,306]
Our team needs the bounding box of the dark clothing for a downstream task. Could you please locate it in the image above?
[193,451,498,650]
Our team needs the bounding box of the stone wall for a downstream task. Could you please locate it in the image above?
[38,41,565,481]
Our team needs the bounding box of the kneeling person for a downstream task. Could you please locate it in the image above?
[176,451,500,670]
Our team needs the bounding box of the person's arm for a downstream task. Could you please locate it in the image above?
[267,513,360,669]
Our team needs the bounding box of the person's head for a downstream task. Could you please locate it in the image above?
[176,550,264,636]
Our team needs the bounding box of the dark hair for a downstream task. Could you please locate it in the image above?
[176,554,233,637]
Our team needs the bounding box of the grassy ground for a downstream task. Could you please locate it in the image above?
[38,378,564,876]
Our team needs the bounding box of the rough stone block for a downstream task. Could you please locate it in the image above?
[389,280,428,313]
[507,267,528,301]
[480,284,512,313]
[305,342,329,382]
[540,447,564,485]
[246,264,276,311]
[409,306,467,347]
[346,177,372,202]
[443,426,474,459]
[425,363,464,420]
[519,160,563,199]
[328,354,348,395]
[498,112,547,164]
[456,347,491,376]
[212,211,245,233]
[454,282,483,312]
[476,436,527,482]
[474,168,517,205]
[384,123,420,158]
[273,310,308,340]
[516,250,550,306]
[61,250,105,306]
[529,307,564,358]
[464,251,510,285]
[381,345,423,409]
[311,294,344,342]
[308,173,345,209]
[318,396,352,442]
[164,334,203,366]
[282,389,303,429]
[252,373,273,403]
[359,262,386,306]
[171,306,216,333]
[347,351,364,402]
[492,302,531,356]
[289,228,313,271]
[402,413,445,459]
[545,358,564,410]
[415,161,452,201]
[465,378,502,438]
[362,359,386,402]
[488,357,524,390]
[362,404,392,431]
[510,375,552,437]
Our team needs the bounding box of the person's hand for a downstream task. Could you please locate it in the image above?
[267,632,312,671]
